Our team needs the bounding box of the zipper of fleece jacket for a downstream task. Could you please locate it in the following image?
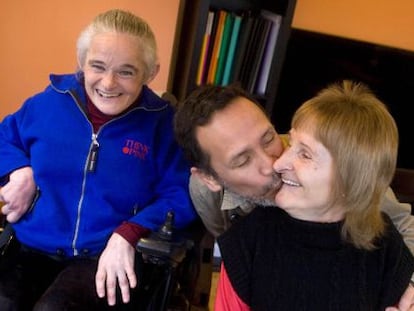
[72,132,99,256]
[87,133,99,172]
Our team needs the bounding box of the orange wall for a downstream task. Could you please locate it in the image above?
[292,0,414,52]
[0,1,180,118]
[2,0,414,119]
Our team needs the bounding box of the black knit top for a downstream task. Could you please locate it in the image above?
[218,206,414,311]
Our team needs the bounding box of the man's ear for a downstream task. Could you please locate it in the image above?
[191,167,222,192]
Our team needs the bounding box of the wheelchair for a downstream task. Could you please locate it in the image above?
[0,210,214,311]
[136,211,214,311]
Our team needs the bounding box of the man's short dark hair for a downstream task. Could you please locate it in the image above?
[174,84,264,174]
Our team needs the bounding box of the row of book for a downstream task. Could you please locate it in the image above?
[196,8,282,95]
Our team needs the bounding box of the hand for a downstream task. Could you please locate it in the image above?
[386,282,414,311]
[0,167,36,223]
[95,233,137,306]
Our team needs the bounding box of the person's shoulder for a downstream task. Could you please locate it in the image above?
[22,73,81,104]
[189,174,223,207]
[140,86,172,111]
[249,205,280,218]
[231,206,277,231]
[190,174,212,195]
[379,211,407,247]
[49,73,80,89]
[218,206,276,247]
[381,211,399,233]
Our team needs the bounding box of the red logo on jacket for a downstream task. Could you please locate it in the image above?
[122,139,149,159]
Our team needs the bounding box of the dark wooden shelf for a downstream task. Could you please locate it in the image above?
[168,0,297,118]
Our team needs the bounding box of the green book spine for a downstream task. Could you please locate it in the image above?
[214,13,234,85]
[221,15,242,86]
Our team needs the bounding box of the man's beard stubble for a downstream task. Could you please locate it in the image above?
[222,173,281,207]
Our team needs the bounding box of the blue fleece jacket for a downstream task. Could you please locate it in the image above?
[0,73,196,257]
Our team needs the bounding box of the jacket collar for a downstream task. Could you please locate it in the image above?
[49,73,168,111]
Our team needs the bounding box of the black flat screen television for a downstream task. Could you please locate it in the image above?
[274,28,414,169]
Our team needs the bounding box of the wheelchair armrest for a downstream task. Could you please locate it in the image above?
[136,211,193,267]
[137,234,192,266]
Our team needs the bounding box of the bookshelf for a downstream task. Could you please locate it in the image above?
[168,0,297,117]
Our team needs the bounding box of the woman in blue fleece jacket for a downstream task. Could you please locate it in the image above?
[0,9,196,310]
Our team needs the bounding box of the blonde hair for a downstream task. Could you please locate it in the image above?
[76,9,159,81]
[292,80,398,250]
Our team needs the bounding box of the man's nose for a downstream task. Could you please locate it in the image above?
[258,150,276,175]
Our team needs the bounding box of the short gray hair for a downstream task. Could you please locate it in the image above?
[76,9,158,81]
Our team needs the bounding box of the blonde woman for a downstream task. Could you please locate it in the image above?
[215,81,414,310]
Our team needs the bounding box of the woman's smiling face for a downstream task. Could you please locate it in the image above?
[273,127,345,223]
[82,31,147,115]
